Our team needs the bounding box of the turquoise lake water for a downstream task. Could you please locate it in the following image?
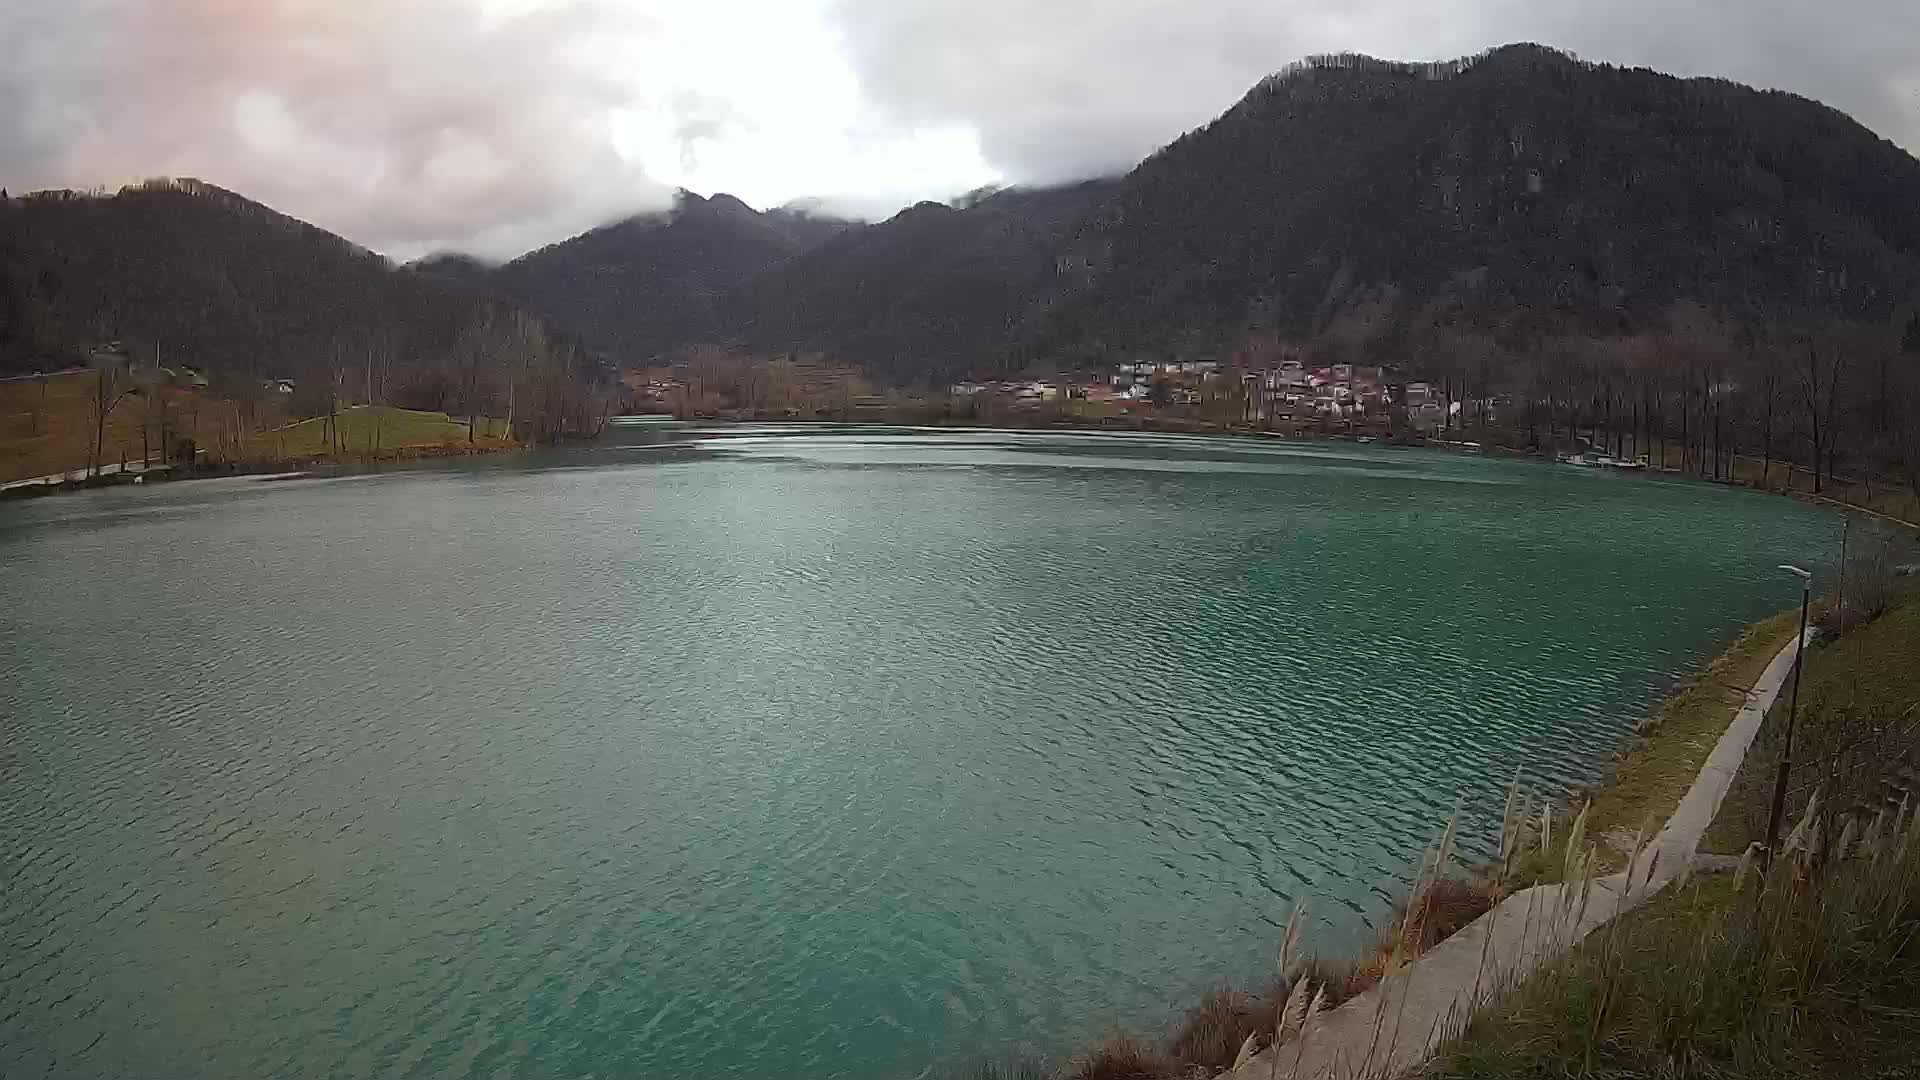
[0,428,1842,1078]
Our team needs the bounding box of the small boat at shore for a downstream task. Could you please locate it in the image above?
[1559,451,1650,470]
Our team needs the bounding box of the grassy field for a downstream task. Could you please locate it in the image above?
[0,370,212,482]
[239,406,513,461]
[1428,854,1920,1080]
[1703,582,1920,856]
[1,371,515,483]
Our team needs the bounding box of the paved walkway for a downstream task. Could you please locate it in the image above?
[1228,631,1809,1080]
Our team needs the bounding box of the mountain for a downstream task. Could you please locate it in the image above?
[490,44,1920,380]
[1041,44,1920,356]
[404,252,500,286]
[0,179,611,441]
[1,179,500,380]
[490,191,853,361]
[724,180,1119,383]
[16,45,1914,395]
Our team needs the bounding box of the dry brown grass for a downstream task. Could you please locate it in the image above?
[1158,867,1502,1075]
[1389,877,1500,954]
[1167,984,1282,1072]
[1065,1036,1182,1080]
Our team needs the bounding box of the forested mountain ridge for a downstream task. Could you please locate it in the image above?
[723,180,1119,384]
[2,180,498,378]
[479,44,1920,379]
[6,44,1918,397]
[489,191,854,361]
[1040,44,1920,358]
[0,179,608,440]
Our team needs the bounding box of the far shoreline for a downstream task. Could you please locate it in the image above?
[15,412,1909,543]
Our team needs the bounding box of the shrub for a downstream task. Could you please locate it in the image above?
[1167,983,1284,1072]
[1819,524,1914,638]
[1065,1036,1181,1080]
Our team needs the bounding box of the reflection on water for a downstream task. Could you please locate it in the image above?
[0,428,1839,1079]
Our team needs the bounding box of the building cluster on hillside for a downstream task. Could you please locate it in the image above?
[610,338,1476,427]
[944,344,1463,425]
[1093,338,1430,422]
[1239,358,1393,421]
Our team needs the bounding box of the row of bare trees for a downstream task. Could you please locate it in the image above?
[655,349,875,418]
[1412,306,1920,505]
[73,303,612,476]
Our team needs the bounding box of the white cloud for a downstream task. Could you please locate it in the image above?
[607,0,998,219]
[0,0,995,259]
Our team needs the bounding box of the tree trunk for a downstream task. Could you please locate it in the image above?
[92,370,108,479]
[1655,397,1664,469]
[506,368,517,443]
[1679,389,1689,474]
[1810,426,1824,495]
[1760,388,1774,490]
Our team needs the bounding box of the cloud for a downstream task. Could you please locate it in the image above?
[0,0,1003,258]
[1,0,672,260]
[828,0,1920,184]
[6,0,1914,259]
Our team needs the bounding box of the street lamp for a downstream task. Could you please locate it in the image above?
[1762,563,1813,870]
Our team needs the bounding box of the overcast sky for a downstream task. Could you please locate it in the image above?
[4,0,1916,261]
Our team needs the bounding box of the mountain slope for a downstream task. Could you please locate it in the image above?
[491,46,1920,379]
[0,179,506,381]
[1042,44,1920,354]
[725,180,1119,381]
[491,191,852,361]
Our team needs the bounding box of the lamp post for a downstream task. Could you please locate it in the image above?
[1762,563,1813,869]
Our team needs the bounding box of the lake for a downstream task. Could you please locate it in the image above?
[0,428,1840,1079]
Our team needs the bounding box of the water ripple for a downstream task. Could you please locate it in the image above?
[0,430,1843,1079]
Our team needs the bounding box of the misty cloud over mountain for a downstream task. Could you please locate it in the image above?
[5,0,1916,258]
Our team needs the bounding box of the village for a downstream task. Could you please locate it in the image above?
[618,343,1462,435]
[949,354,1449,429]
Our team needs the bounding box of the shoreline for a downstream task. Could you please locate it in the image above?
[675,412,1917,526]
[0,440,525,501]
[25,414,1905,539]
[1224,627,1812,1080]
[1560,607,1805,868]
[946,602,1815,1079]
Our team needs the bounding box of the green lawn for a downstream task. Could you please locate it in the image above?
[238,406,513,461]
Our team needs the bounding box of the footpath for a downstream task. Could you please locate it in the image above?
[1228,631,1811,1080]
